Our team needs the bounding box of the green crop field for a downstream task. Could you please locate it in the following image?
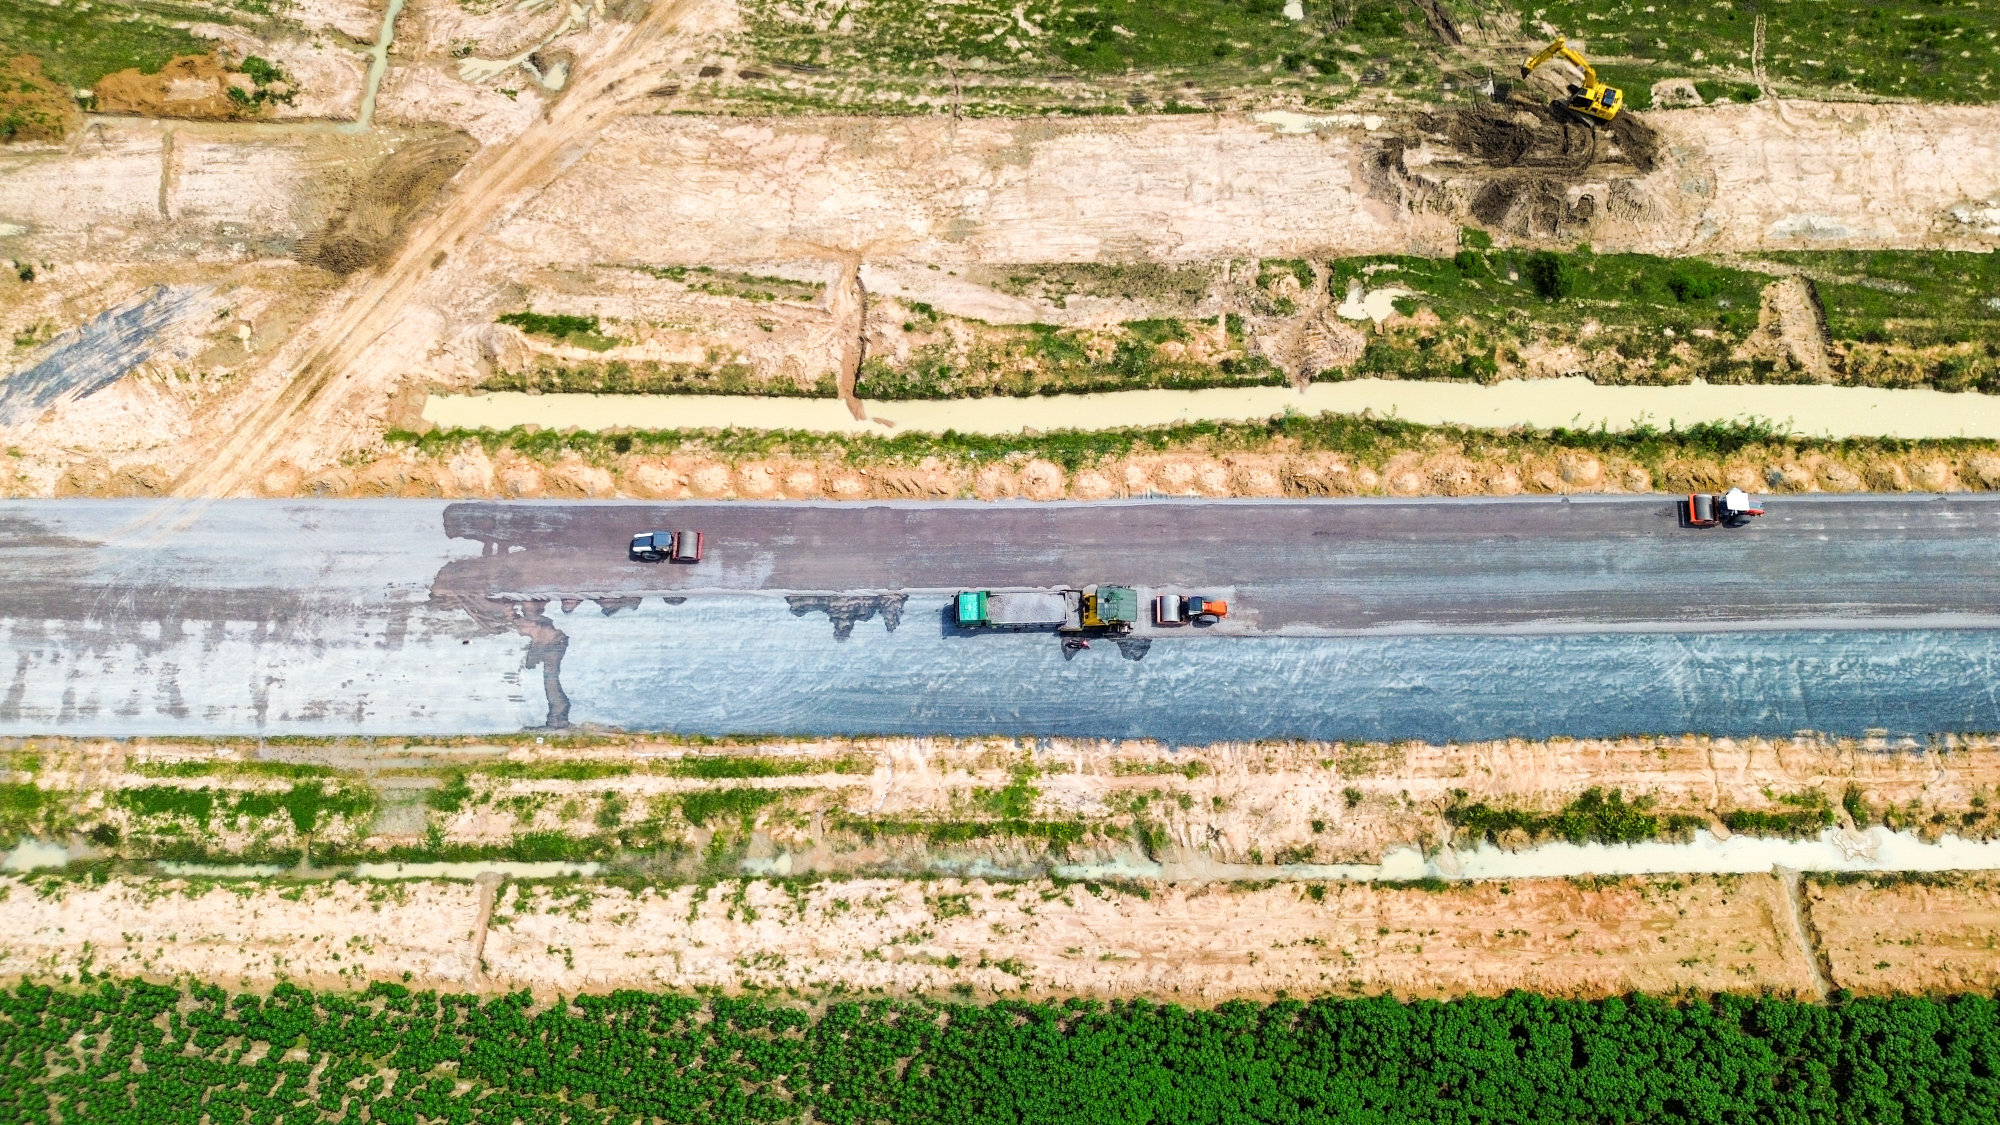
[4,978,1998,1124]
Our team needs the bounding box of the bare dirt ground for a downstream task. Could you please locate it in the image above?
[1806,873,2000,996]
[7,50,2000,495]
[0,871,1832,1002]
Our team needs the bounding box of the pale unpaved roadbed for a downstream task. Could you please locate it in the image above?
[426,377,2000,440]
[0,873,1832,1002]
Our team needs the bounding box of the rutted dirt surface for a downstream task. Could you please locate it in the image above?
[300,131,479,275]
[0,872,1829,1002]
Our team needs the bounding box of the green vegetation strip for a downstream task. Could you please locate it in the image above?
[6,978,2000,1123]
[1447,787,1707,846]
[0,0,206,91]
[1538,0,2000,104]
[393,413,1995,474]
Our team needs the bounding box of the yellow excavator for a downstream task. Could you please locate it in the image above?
[1520,37,1624,122]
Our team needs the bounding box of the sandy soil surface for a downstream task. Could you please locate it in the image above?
[0,872,1826,1002]
[8,736,1997,1003]
[1805,873,2000,996]
[428,377,2000,442]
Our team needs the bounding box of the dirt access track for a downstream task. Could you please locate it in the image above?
[3,868,1996,1004]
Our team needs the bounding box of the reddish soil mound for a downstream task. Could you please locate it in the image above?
[94,53,251,121]
[0,55,79,144]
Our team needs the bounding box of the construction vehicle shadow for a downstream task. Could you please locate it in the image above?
[785,593,907,641]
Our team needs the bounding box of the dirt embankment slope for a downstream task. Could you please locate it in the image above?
[225,432,2000,504]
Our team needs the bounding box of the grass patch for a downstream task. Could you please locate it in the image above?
[1328,250,1771,386]
[479,761,633,782]
[663,755,872,779]
[485,358,838,397]
[837,815,1089,847]
[497,311,620,352]
[393,409,1998,480]
[677,787,801,828]
[695,0,1460,116]
[855,316,1287,399]
[615,264,824,304]
[133,761,336,780]
[1447,787,1705,846]
[115,783,374,834]
[1538,0,2000,104]
[1722,790,1837,838]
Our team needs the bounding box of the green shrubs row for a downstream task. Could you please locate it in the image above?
[1447,787,1707,847]
[394,411,1996,477]
[114,782,373,837]
[7,978,2000,1124]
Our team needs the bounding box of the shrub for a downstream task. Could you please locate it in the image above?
[1524,251,1579,301]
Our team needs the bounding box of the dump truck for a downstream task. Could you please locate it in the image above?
[955,585,1140,635]
[956,589,1075,630]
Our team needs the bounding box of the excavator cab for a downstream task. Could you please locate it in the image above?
[1521,37,1624,122]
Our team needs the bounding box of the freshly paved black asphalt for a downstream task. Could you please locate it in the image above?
[436,494,2000,633]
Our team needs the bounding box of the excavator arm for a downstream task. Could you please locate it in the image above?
[1521,37,1597,87]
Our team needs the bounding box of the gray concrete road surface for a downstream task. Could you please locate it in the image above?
[2,496,1997,740]
[439,494,2000,633]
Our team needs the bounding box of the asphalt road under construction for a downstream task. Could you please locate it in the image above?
[3,495,1998,742]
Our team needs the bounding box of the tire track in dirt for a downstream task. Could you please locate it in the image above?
[168,0,702,499]
[1775,865,1835,999]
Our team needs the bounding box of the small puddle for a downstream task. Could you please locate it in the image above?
[3,839,74,872]
[158,862,288,878]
